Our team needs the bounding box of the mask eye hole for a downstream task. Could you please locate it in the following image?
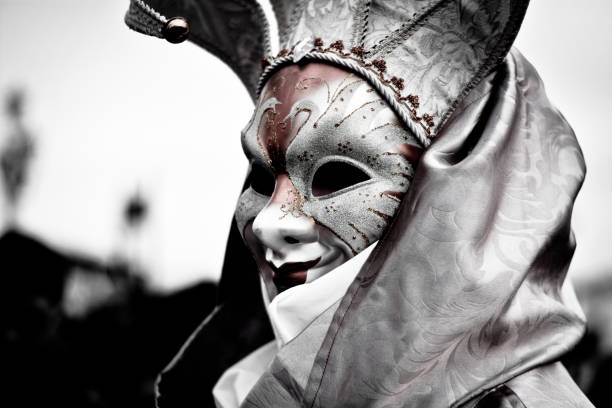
[312,161,370,197]
[249,162,275,196]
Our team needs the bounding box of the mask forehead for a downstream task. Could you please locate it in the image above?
[242,63,350,171]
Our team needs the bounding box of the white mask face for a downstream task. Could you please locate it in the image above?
[235,63,422,298]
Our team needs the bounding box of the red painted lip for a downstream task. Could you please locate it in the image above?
[271,257,321,290]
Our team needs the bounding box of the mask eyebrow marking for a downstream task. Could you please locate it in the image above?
[360,122,405,138]
[334,98,383,128]
[349,222,370,246]
[296,77,331,102]
[391,172,411,179]
[313,79,364,128]
[286,107,312,146]
[380,191,402,203]
[367,207,392,221]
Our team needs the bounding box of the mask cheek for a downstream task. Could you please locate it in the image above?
[235,187,269,238]
[302,181,403,255]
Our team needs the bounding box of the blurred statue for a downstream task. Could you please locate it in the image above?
[126,1,593,407]
[1,90,35,225]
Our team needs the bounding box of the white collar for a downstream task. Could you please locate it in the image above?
[213,244,376,408]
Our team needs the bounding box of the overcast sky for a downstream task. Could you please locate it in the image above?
[0,0,611,291]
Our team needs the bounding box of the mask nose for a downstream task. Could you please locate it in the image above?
[252,174,318,255]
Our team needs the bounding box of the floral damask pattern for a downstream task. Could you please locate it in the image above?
[272,0,529,144]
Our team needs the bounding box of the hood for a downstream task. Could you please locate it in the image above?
[241,48,586,407]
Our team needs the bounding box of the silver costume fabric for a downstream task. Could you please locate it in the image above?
[241,48,592,407]
[264,0,529,147]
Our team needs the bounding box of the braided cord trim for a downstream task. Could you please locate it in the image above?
[133,0,168,23]
[125,0,167,38]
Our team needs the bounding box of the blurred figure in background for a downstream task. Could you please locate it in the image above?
[1,90,34,226]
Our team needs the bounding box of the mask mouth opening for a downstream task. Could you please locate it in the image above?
[270,257,321,291]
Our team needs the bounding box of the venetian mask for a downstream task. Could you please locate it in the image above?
[235,62,422,298]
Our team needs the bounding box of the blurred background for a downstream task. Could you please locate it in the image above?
[0,0,610,406]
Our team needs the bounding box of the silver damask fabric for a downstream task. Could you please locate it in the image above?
[264,0,529,146]
[241,48,592,407]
